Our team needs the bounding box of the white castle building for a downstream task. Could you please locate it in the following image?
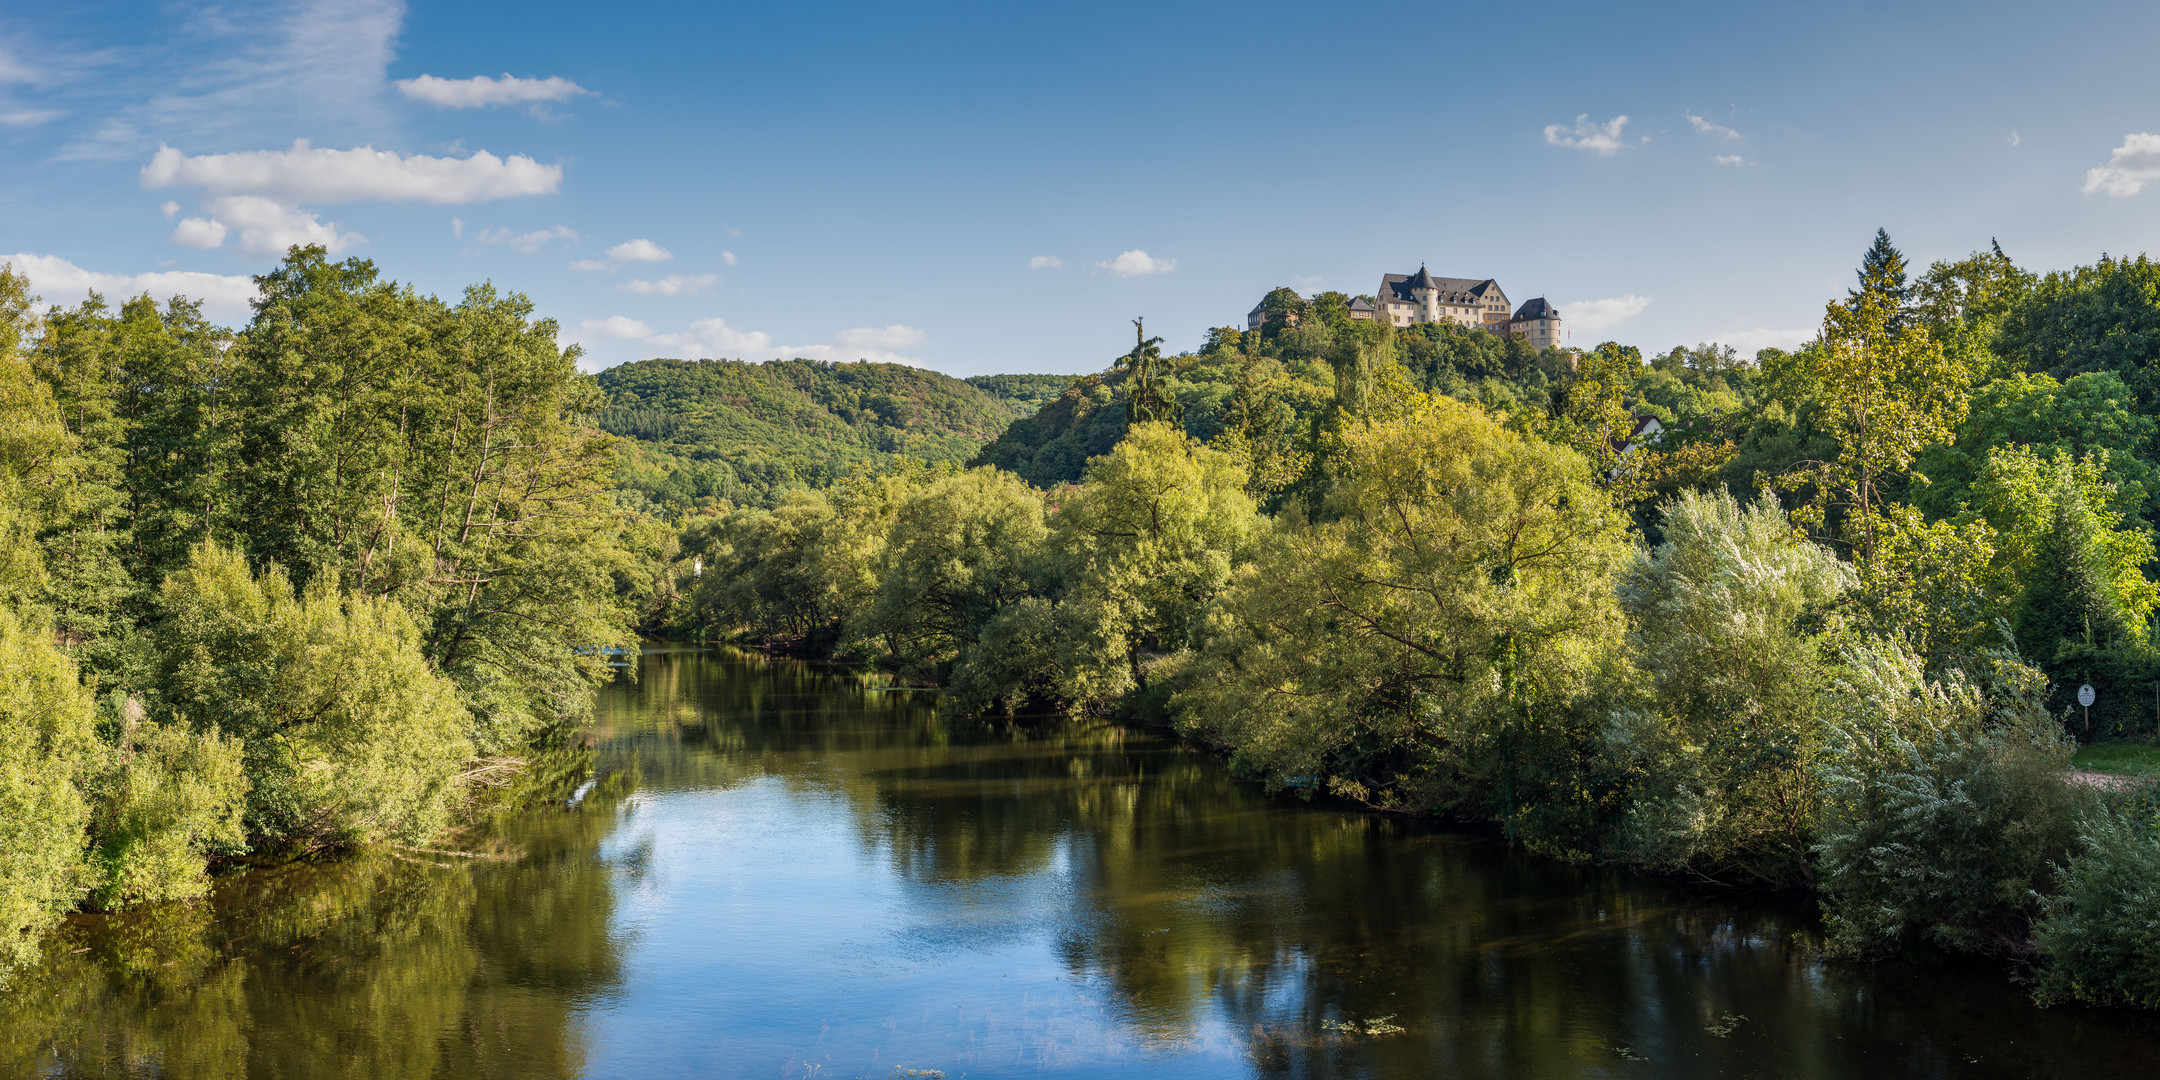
[1248,265,1565,349]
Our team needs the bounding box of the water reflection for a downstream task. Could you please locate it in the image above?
[14,646,2160,1078]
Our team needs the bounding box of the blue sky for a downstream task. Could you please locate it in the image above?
[4,0,2159,376]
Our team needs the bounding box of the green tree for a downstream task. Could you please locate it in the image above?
[1177,396,1634,851]
[1114,318,1181,426]
[228,249,630,748]
[1257,286,1306,339]
[154,542,475,849]
[1849,227,1912,318]
[1999,254,2160,409]
[1033,422,1262,707]
[1788,243,1972,562]
[1911,371,2156,525]
[855,467,1047,683]
[0,604,101,985]
[1911,240,2033,380]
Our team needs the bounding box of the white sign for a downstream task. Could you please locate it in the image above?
[2077,683,2097,708]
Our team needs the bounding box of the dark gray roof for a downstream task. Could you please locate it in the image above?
[1380,271,1505,305]
[1512,297,1559,320]
[1347,296,1375,311]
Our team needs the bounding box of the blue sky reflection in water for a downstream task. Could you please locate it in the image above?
[572,649,2160,1077]
[17,645,2160,1077]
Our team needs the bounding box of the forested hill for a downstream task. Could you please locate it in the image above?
[595,357,1073,512]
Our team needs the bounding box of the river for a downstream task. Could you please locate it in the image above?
[9,644,2160,1078]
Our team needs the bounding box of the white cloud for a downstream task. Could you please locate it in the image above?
[452,216,464,238]
[1718,327,1816,354]
[1028,255,1062,270]
[170,217,229,249]
[569,259,609,271]
[576,316,654,341]
[833,324,929,352]
[0,108,60,127]
[159,200,180,219]
[644,317,774,359]
[142,139,562,204]
[636,318,929,367]
[1714,155,1751,167]
[477,224,577,253]
[721,250,737,266]
[1564,294,1652,334]
[1685,111,1741,139]
[2008,130,2021,148]
[2084,133,2160,197]
[618,274,717,296]
[2,252,258,324]
[190,195,362,256]
[1545,114,1630,155]
[394,74,592,108]
[605,238,672,263]
[1098,249,1174,277]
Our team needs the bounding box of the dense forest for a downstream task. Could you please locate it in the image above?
[0,249,666,985]
[595,357,1068,513]
[671,234,2160,1008]
[9,234,2160,1012]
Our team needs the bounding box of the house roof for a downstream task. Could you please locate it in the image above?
[1347,296,1375,312]
[1381,271,1504,305]
[1512,297,1560,321]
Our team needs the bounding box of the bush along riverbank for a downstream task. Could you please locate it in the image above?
[670,241,2160,1009]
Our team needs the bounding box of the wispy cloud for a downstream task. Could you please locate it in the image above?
[3,252,259,323]
[1685,111,1741,139]
[477,224,577,253]
[1545,114,1629,155]
[395,73,592,108]
[2008,130,2021,148]
[1564,294,1652,333]
[2084,133,2160,197]
[1714,155,1751,167]
[1098,249,1174,277]
[64,0,409,160]
[618,274,716,296]
[1028,255,1062,270]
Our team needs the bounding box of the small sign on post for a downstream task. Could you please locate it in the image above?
[2078,683,2096,735]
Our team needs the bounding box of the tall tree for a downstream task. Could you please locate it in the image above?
[1115,318,1180,426]
[1850,227,1912,318]
[1789,238,1972,563]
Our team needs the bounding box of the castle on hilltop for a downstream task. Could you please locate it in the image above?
[1247,265,1565,350]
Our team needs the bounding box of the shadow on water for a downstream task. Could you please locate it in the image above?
[12,644,2160,1078]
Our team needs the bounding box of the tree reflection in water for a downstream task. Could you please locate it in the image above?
[12,646,2160,1078]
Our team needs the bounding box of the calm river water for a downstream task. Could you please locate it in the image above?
[11,645,2160,1078]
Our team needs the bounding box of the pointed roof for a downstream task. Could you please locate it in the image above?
[1512,297,1560,321]
[1381,272,1504,305]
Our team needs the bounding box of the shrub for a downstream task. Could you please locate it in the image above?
[1813,645,2092,956]
[88,712,248,909]
[155,542,474,849]
[1607,488,1853,883]
[0,605,101,983]
[2032,804,2160,1007]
